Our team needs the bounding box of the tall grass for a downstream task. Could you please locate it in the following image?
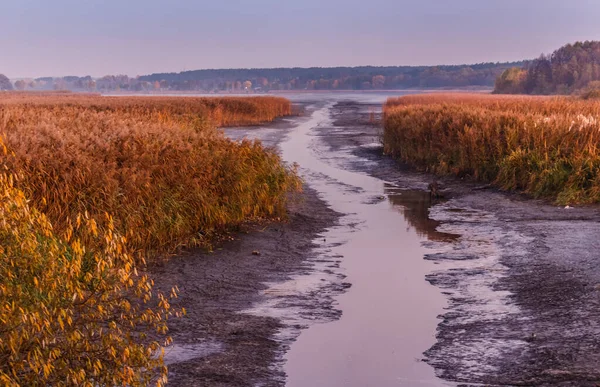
[0,93,292,127]
[0,94,298,257]
[383,93,600,204]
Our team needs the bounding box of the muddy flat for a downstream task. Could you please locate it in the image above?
[152,92,600,386]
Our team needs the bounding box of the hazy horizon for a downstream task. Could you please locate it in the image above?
[2,0,599,78]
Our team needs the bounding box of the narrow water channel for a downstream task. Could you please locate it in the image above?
[276,103,451,386]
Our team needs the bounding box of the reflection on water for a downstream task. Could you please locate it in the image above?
[385,185,459,242]
[277,103,451,387]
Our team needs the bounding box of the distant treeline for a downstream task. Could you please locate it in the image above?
[4,62,524,93]
[138,63,523,92]
[495,41,600,95]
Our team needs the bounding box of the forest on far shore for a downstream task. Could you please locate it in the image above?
[8,41,600,96]
[137,63,521,92]
[2,62,523,93]
[494,41,600,96]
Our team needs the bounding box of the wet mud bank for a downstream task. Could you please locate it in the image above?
[326,100,600,386]
[151,184,339,386]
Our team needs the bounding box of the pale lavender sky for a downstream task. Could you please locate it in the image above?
[1,0,599,78]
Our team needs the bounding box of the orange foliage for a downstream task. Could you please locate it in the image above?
[0,93,298,258]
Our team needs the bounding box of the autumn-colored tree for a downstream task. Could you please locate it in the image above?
[495,41,600,95]
[258,77,269,87]
[493,67,527,94]
[580,80,600,99]
[372,75,385,89]
[13,80,26,91]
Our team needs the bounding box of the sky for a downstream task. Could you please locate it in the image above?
[1,0,600,78]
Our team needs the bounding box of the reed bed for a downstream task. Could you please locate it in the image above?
[383,93,600,204]
[0,94,298,257]
[0,93,292,127]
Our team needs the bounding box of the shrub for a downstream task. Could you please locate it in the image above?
[0,172,174,386]
[494,67,527,94]
[580,81,600,100]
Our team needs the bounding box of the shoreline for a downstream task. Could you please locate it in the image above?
[328,99,600,385]
[151,185,339,386]
[97,87,493,97]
